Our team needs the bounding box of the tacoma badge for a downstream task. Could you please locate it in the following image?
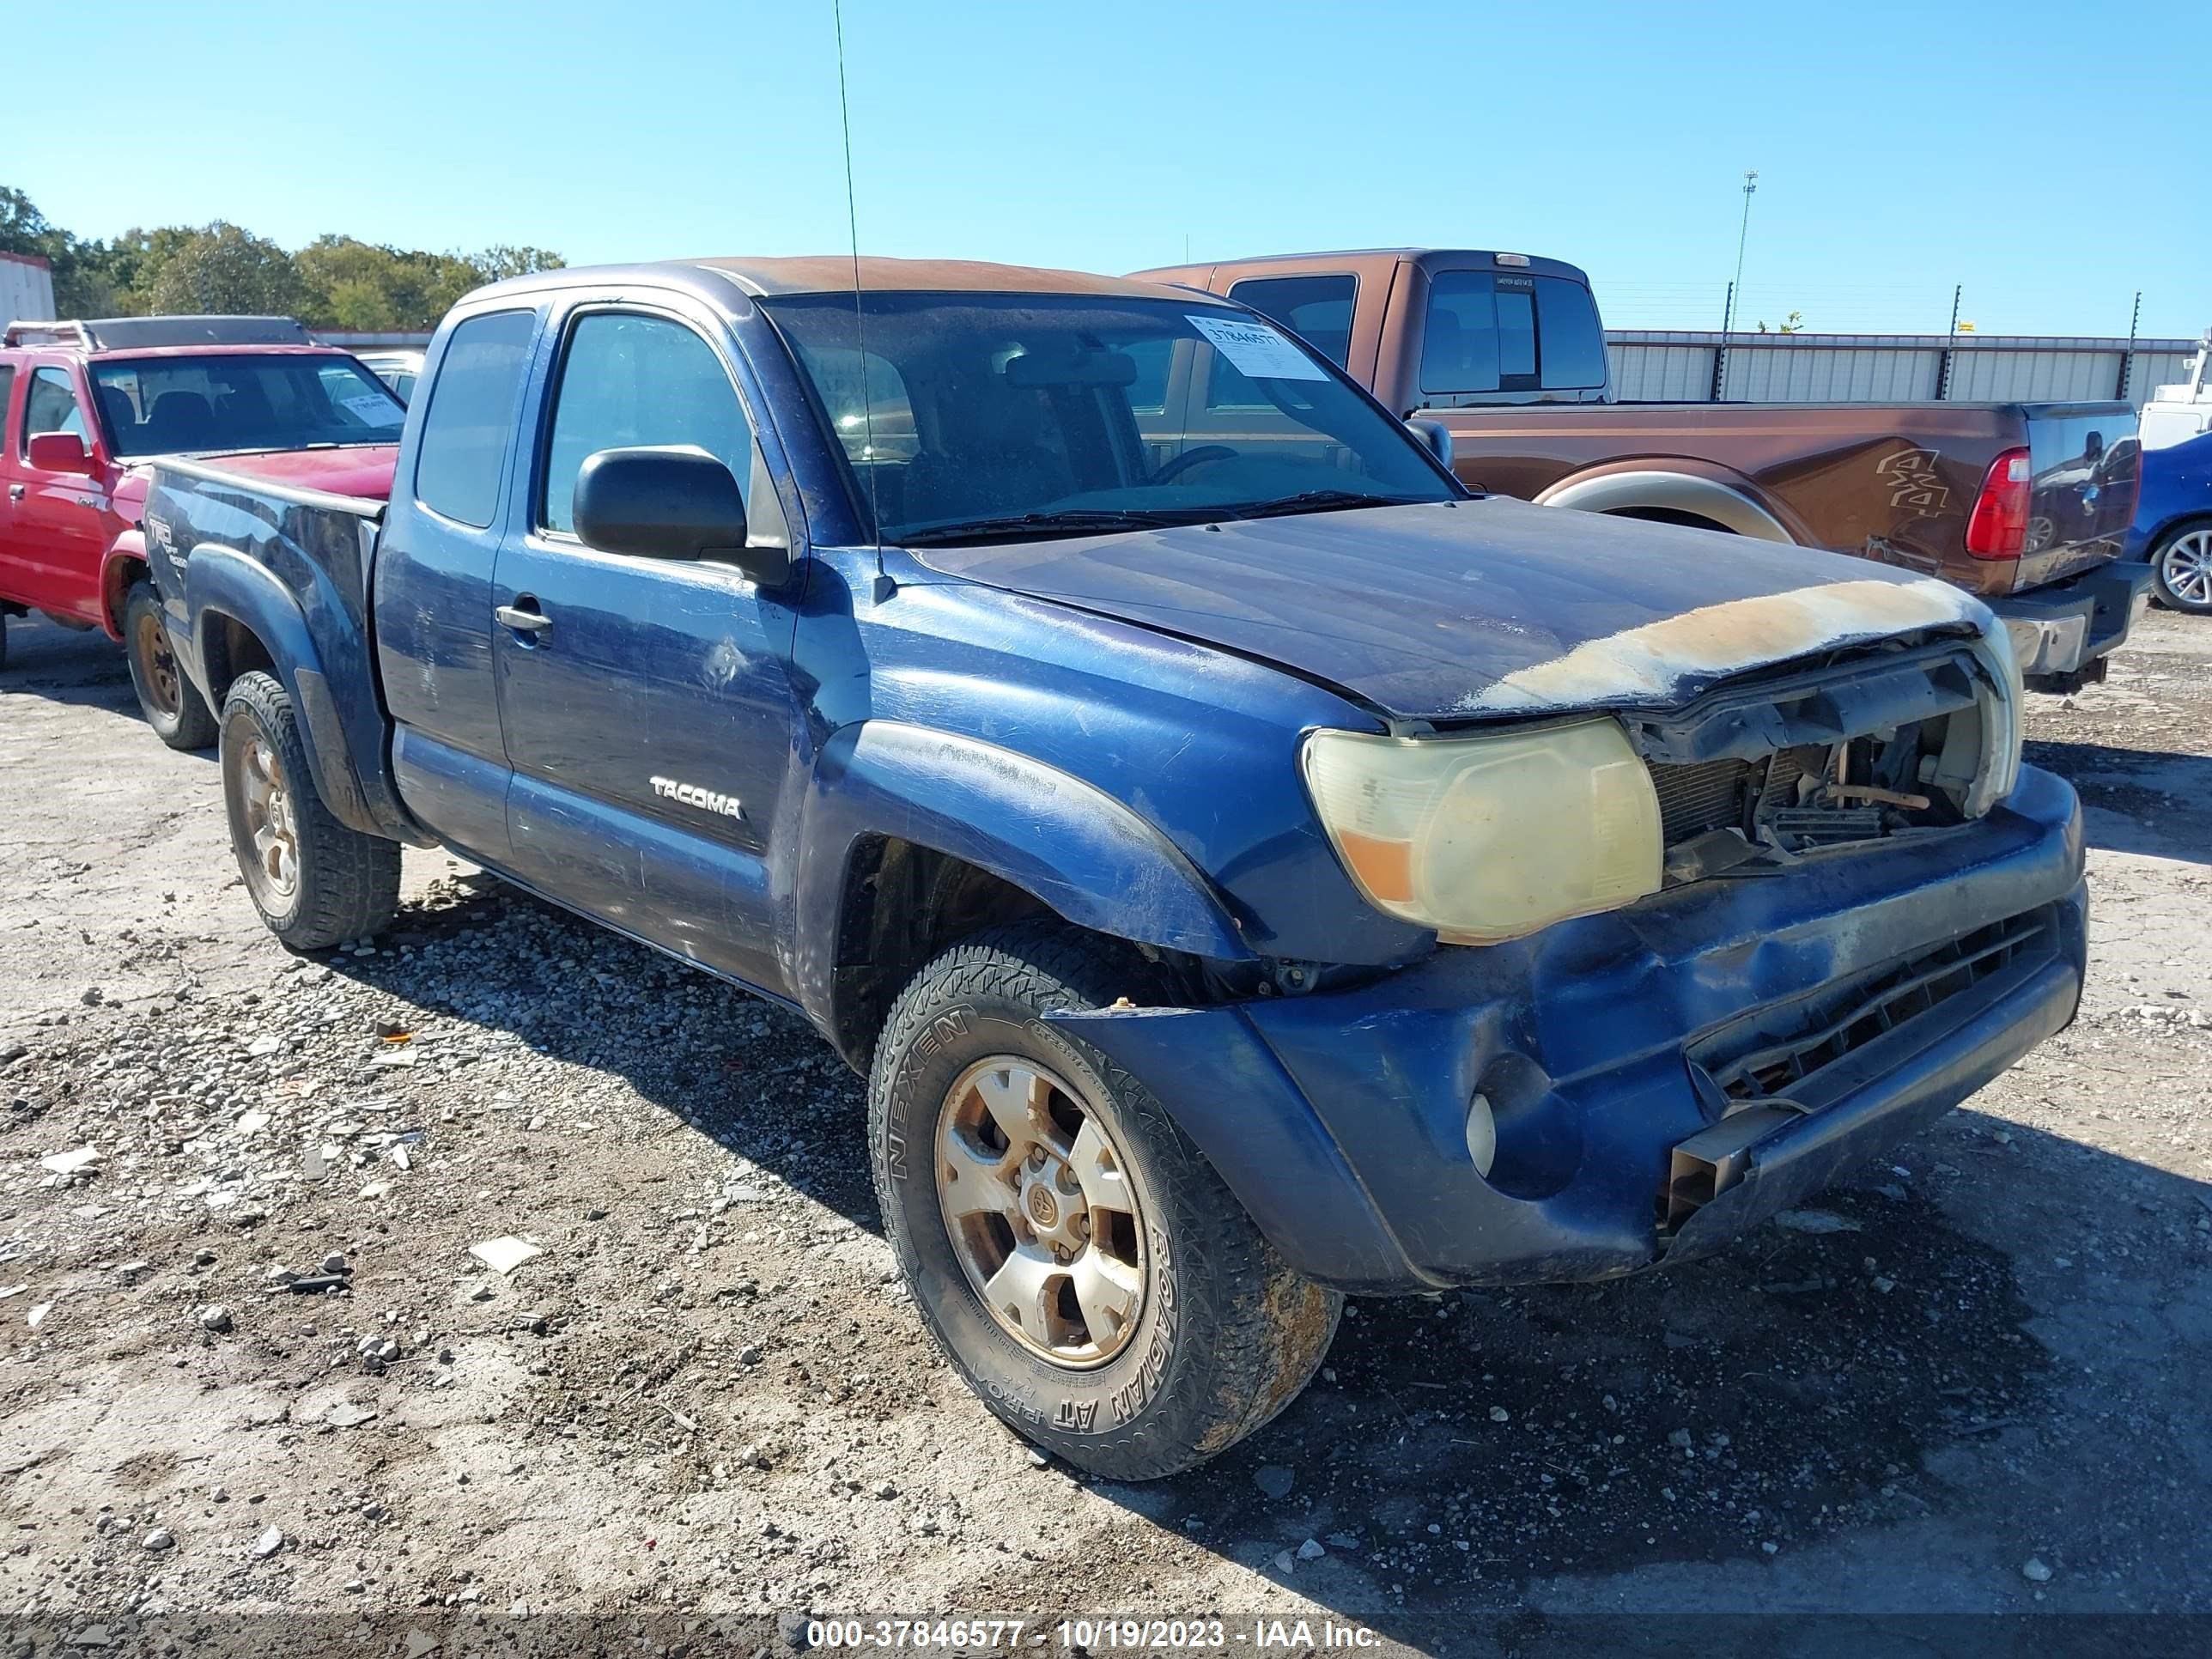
[650,776,744,820]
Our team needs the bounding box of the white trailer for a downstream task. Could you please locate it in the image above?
[0,252,57,323]
[2140,331,2212,453]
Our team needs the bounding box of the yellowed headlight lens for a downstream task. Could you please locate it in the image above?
[1303,719,1663,944]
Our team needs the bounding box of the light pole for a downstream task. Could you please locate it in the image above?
[1730,170,1758,330]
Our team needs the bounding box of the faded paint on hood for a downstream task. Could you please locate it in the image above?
[190,445,399,501]
[907,495,1990,721]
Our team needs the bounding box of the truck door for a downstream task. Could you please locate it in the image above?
[6,361,112,623]
[0,360,21,605]
[374,307,542,869]
[492,300,804,994]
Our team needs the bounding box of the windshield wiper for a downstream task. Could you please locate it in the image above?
[1211,489,1427,520]
[896,507,1217,546]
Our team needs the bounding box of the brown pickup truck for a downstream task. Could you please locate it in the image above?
[1132,248,2152,693]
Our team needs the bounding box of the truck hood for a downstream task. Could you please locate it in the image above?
[181,444,399,502]
[909,495,1991,722]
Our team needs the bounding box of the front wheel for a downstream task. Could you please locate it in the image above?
[2151,524,2212,615]
[123,581,216,749]
[219,671,400,951]
[869,920,1341,1480]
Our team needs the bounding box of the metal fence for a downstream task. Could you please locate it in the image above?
[1609,331,2198,409]
[320,325,2197,413]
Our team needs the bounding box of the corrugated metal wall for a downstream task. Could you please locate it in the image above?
[1605,331,2197,409]
[0,254,57,325]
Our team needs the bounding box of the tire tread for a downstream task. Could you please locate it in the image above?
[869,918,1340,1480]
[221,671,399,950]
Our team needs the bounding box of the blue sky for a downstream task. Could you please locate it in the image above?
[14,0,2209,338]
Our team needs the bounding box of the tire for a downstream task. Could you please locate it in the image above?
[123,581,216,750]
[0,611,9,673]
[2150,523,2212,615]
[218,670,400,951]
[869,919,1342,1480]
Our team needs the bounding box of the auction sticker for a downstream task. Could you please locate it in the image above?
[1186,314,1329,381]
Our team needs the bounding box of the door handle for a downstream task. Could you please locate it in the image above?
[7,484,22,501]
[495,602,552,635]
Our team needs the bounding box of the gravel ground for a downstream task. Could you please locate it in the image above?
[2,608,2209,1656]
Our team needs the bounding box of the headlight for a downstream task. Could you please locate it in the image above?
[1302,718,1663,945]
[1968,614,2024,817]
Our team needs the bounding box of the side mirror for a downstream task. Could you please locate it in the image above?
[573,446,787,585]
[1404,416,1454,472]
[27,432,97,477]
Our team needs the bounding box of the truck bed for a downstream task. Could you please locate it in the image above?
[1429,399,2140,596]
[139,451,414,842]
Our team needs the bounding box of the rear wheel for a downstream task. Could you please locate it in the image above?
[123,581,216,749]
[869,919,1341,1480]
[2151,524,2212,615]
[218,671,399,951]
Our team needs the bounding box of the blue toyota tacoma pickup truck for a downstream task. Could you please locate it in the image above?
[138,257,2087,1479]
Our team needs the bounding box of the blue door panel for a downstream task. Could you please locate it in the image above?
[485,293,809,999]
[492,546,801,988]
[390,726,515,867]
[503,768,780,986]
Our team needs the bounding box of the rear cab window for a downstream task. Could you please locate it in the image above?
[412,311,538,528]
[1419,270,1607,400]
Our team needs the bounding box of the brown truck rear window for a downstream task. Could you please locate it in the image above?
[1420,270,1607,397]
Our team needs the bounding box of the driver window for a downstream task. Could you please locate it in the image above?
[540,313,754,537]
[24,367,88,454]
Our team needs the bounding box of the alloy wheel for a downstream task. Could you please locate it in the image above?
[2161,528,2212,610]
[934,1055,1148,1367]
[237,736,300,902]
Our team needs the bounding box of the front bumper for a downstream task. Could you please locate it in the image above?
[1052,765,2087,1293]
[1989,560,2154,684]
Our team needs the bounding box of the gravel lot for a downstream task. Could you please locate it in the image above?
[3,607,2209,1656]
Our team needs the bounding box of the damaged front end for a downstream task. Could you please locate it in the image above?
[1626,618,2023,885]
[1050,615,2070,1296]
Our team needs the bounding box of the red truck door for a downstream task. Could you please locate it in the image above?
[1,359,112,623]
[0,357,22,608]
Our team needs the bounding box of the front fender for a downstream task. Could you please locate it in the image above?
[796,720,1256,976]
[184,544,386,837]
[98,531,149,641]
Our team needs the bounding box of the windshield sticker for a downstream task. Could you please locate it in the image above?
[340,394,399,424]
[1186,314,1329,382]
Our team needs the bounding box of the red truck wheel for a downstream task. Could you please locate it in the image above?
[217,672,399,951]
[123,582,216,750]
[868,919,1341,1479]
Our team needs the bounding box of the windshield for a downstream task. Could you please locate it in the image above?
[91,353,407,458]
[760,292,1456,544]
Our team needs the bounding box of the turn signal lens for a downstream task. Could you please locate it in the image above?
[1303,719,1663,945]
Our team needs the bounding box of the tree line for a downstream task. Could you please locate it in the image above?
[0,185,563,331]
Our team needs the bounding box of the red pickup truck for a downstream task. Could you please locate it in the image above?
[1134,250,2151,694]
[0,315,404,744]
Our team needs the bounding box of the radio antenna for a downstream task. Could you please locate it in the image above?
[832,0,887,586]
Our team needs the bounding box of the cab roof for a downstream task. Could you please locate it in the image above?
[3,316,316,352]
[472,256,1231,307]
